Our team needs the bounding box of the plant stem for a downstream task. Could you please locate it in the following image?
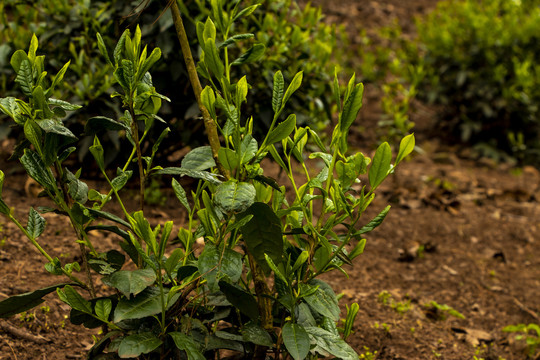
[169,0,229,179]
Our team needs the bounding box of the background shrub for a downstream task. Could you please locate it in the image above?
[411,0,540,164]
[0,0,343,163]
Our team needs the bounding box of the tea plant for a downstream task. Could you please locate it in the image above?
[410,0,540,164]
[0,1,414,358]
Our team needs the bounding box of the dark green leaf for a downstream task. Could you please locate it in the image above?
[218,147,238,171]
[96,32,113,67]
[242,322,273,347]
[218,281,259,321]
[89,136,105,171]
[272,71,284,113]
[113,287,162,322]
[66,169,88,204]
[111,169,132,192]
[240,202,283,274]
[23,120,42,156]
[282,323,310,360]
[303,279,340,321]
[172,178,191,212]
[37,119,77,140]
[94,298,112,321]
[85,116,129,134]
[102,269,156,299]
[0,283,69,318]
[239,135,258,164]
[169,332,205,360]
[118,332,162,358]
[305,326,358,360]
[231,43,265,66]
[14,59,33,96]
[27,207,45,240]
[155,167,222,185]
[20,149,56,193]
[57,285,92,314]
[358,205,391,234]
[181,146,216,171]
[86,209,131,228]
[214,180,255,214]
[198,244,242,291]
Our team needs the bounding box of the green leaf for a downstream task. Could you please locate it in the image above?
[28,34,38,61]
[48,61,70,95]
[218,147,238,171]
[204,39,224,78]
[114,287,163,322]
[368,142,392,190]
[272,71,285,113]
[233,4,260,21]
[111,169,132,192]
[102,269,156,299]
[0,283,69,318]
[303,279,340,321]
[172,178,191,213]
[96,32,113,67]
[20,149,56,193]
[137,47,161,81]
[281,71,303,111]
[240,135,258,164]
[395,133,415,166]
[266,114,296,146]
[57,285,92,314]
[27,207,45,240]
[0,171,10,215]
[231,43,266,66]
[214,180,256,213]
[169,332,205,360]
[339,83,364,134]
[198,244,242,291]
[37,119,77,140]
[86,209,131,228]
[201,86,216,119]
[89,136,105,171]
[118,332,162,358]
[358,205,391,234]
[66,169,88,204]
[181,146,216,171]
[240,202,283,274]
[218,281,259,321]
[282,323,310,360]
[219,33,255,49]
[305,326,358,360]
[155,167,222,185]
[85,116,129,133]
[94,299,112,321]
[10,49,29,74]
[242,322,273,347]
[48,98,82,111]
[15,59,33,96]
[23,120,42,155]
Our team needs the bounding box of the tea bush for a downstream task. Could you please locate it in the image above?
[412,0,540,163]
[0,0,414,358]
[0,0,342,158]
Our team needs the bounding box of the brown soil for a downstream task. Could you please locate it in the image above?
[1,1,539,360]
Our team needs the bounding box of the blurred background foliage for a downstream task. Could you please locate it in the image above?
[0,0,343,164]
[2,0,540,167]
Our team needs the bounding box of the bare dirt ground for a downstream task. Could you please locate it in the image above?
[1,1,539,359]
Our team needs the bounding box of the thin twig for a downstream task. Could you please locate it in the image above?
[0,320,49,344]
[169,0,229,179]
